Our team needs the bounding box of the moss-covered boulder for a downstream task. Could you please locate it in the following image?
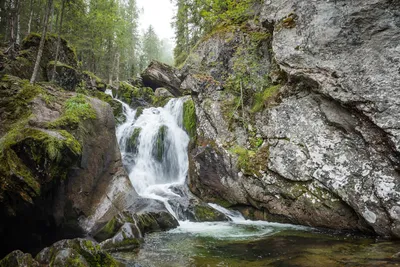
[100,223,141,252]
[0,75,136,257]
[2,33,78,82]
[46,61,80,91]
[116,81,154,107]
[192,204,228,222]
[81,71,106,92]
[35,239,119,267]
[0,250,40,267]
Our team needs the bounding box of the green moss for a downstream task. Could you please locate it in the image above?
[135,107,144,119]
[78,240,119,267]
[152,95,172,107]
[194,205,224,222]
[153,126,167,161]
[47,61,75,69]
[183,99,197,140]
[117,82,154,104]
[127,128,142,154]
[101,238,141,252]
[250,85,281,113]
[0,126,82,212]
[282,13,297,29]
[48,94,96,129]
[230,144,269,176]
[0,75,44,132]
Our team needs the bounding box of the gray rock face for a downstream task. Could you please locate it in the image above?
[155,87,174,98]
[186,0,400,238]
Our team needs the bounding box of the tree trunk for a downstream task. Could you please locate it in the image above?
[51,0,65,82]
[48,0,54,32]
[9,0,15,45]
[30,0,53,84]
[15,0,20,45]
[27,0,34,34]
[115,52,120,88]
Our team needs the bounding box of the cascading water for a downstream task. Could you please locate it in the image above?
[115,97,189,218]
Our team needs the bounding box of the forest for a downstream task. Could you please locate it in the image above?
[0,0,174,83]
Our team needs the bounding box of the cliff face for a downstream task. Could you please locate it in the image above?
[185,0,400,237]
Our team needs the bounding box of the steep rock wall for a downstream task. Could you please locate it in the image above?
[186,0,400,238]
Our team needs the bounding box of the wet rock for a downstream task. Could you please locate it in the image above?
[167,184,228,222]
[141,61,184,97]
[35,238,118,267]
[93,198,178,252]
[100,223,141,252]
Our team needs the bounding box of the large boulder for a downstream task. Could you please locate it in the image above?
[35,238,118,266]
[141,61,184,97]
[3,33,78,82]
[94,198,179,252]
[185,0,400,238]
[0,75,137,257]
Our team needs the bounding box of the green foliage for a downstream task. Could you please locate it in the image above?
[48,94,96,129]
[250,85,281,113]
[183,99,197,140]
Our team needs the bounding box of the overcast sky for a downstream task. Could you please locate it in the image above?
[136,0,175,41]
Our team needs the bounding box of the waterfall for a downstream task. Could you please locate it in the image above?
[115,97,190,218]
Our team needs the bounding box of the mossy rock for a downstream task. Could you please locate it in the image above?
[0,75,44,135]
[0,250,40,267]
[35,239,119,267]
[47,61,80,91]
[117,81,154,106]
[193,204,229,222]
[183,99,197,140]
[75,88,126,125]
[127,128,142,154]
[152,95,172,107]
[153,126,167,162]
[94,217,122,242]
[100,223,142,252]
[81,71,106,92]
